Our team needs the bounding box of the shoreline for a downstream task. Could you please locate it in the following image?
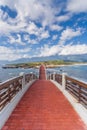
[1,63,87,84]
[46,63,87,68]
[2,63,87,69]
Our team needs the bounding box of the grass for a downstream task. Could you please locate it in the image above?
[4,60,79,68]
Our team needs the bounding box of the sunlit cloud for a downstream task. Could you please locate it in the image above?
[0,0,87,61]
[59,44,87,55]
[67,0,87,13]
[59,28,82,45]
[0,46,31,61]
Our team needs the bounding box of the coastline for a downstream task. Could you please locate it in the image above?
[2,62,87,69]
[1,63,87,83]
[46,63,87,68]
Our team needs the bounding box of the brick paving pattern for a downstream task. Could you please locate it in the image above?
[2,65,87,130]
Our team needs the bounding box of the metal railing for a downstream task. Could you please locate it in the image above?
[48,71,87,109]
[47,73,62,85]
[65,76,87,108]
[55,74,62,85]
[25,73,37,83]
[0,76,22,111]
[0,73,37,111]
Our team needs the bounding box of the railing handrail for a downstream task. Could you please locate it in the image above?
[0,76,23,90]
[66,76,87,89]
[48,72,87,109]
[0,73,37,111]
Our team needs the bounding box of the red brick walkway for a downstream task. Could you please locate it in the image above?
[2,65,87,130]
[39,64,46,80]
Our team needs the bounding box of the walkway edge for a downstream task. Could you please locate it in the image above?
[51,80,87,126]
[0,80,35,130]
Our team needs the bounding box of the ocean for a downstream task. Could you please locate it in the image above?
[47,64,87,83]
[0,65,87,83]
[0,67,39,82]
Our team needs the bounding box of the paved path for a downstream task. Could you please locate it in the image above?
[2,65,87,130]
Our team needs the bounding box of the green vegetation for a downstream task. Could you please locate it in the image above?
[2,60,83,69]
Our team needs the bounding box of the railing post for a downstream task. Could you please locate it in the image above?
[49,73,51,80]
[19,72,25,88]
[32,74,33,80]
[53,72,55,81]
[78,86,81,102]
[50,73,51,80]
[22,73,25,87]
[8,86,11,102]
[62,73,66,89]
[30,72,33,81]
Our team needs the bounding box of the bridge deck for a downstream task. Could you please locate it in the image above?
[2,65,87,130]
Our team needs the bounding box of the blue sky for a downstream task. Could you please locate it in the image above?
[0,0,87,61]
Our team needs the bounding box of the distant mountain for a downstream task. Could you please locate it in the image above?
[0,54,87,65]
[63,54,87,62]
[0,60,9,66]
[10,54,87,63]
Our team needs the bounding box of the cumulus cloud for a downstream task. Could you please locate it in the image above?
[0,0,69,47]
[0,19,27,35]
[59,44,87,55]
[23,34,38,44]
[38,44,61,57]
[0,46,31,61]
[0,0,59,26]
[1,43,87,61]
[67,0,87,13]
[40,31,50,39]
[0,19,50,45]
[0,0,57,47]
[52,35,58,40]
[37,43,87,57]
[59,28,82,44]
[50,24,63,31]
[26,22,39,36]
[0,0,87,61]
[9,34,25,45]
[56,14,70,22]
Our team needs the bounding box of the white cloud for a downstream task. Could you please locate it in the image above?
[1,43,87,61]
[39,44,61,57]
[0,19,27,35]
[36,43,87,57]
[67,0,87,13]
[52,35,58,40]
[0,19,50,45]
[0,0,64,46]
[59,44,87,55]
[40,31,50,39]
[59,28,82,44]
[50,24,63,31]
[0,0,59,27]
[23,34,38,44]
[26,22,39,36]
[0,46,31,61]
[0,9,8,21]
[0,0,87,61]
[9,34,25,45]
[56,15,70,22]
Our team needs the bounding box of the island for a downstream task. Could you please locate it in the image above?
[2,60,87,69]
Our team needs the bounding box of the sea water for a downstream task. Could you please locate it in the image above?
[0,67,39,82]
[47,64,87,83]
[0,65,87,83]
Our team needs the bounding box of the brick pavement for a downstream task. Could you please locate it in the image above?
[2,65,87,130]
